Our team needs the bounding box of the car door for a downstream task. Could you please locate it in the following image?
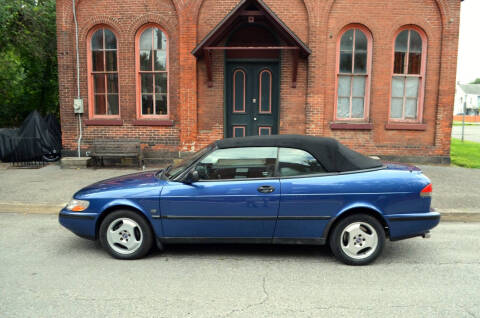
[160,147,280,239]
[275,147,335,240]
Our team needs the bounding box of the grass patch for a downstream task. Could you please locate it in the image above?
[452,121,479,126]
[451,138,480,168]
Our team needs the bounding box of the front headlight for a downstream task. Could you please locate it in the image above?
[66,199,90,212]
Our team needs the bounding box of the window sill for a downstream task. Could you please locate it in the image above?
[330,122,373,130]
[132,119,174,126]
[385,123,426,131]
[84,119,123,126]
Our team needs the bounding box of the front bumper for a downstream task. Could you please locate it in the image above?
[59,208,98,240]
[385,211,440,241]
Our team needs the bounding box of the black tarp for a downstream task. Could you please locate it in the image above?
[0,111,62,162]
[215,134,382,172]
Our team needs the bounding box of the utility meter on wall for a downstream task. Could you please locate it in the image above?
[73,98,84,114]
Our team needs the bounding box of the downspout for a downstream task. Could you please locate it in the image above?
[72,0,82,157]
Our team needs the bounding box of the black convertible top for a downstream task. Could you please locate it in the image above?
[215,135,382,172]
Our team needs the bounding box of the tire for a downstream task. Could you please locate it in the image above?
[42,153,61,162]
[329,214,385,266]
[99,210,153,260]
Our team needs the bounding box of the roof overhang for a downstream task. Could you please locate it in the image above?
[192,0,311,58]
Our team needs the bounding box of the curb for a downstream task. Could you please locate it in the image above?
[0,202,479,222]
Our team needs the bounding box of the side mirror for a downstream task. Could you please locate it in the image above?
[184,170,200,184]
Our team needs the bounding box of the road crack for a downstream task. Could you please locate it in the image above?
[220,275,269,317]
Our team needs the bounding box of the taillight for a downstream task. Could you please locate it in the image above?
[420,183,432,197]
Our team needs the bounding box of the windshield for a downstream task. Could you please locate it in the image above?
[165,145,213,179]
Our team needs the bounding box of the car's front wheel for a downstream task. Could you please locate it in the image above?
[99,210,153,259]
[329,214,385,265]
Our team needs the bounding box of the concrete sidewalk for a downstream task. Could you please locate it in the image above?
[0,162,479,221]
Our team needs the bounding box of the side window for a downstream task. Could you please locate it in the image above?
[196,147,277,180]
[278,148,325,177]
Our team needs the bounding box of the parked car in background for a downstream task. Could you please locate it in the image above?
[59,135,439,265]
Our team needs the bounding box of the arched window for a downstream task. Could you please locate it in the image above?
[136,25,168,118]
[390,27,427,122]
[335,26,372,121]
[87,27,119,117]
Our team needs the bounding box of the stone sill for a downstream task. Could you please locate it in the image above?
[385,123,426,131]
[132,120,174,126]
[84,119,123,126]
[330,122,373,130]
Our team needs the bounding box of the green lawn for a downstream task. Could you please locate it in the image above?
[451,138,480,169]
[452,122,479,126]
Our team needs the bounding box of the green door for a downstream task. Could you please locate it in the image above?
[226,62,279,137]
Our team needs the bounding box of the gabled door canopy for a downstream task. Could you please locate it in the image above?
[192,0,311,88]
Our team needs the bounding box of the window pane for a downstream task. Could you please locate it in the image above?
[107,74,118,93]
[142,94,153,114]
[233,70,245,112]
[278,148,325,176]
[339,52,352,73]
[337,97,350,118]
[406,77,419,97]
[140,50,152,71]
[95,94,106,115]
[405,98,417,119]
[141,73,153,93]
[340,29,354,51]
[91,29,103,50]
[355,29,367,51]
[352,76,365,97]
[392,76,405,98]
[352,97,364,118]
[393,52,405,74]
[93,74,105,94]
[92,51,104,71]
[408,52,421,74]
[338,75,351,97]
[390,97,403,118]
[354,51,367,73]
[140,28,152,50]
[105,51,117,71]
[260,71,271,113]
[154,50,166,71]
[155,94,167,115]
[155,73,167,94]
[395,30,409,52]
[153,28,167,50]
[107,94,119,115]
[409,30,422,53]
[104,29,116,49]
[197,147,278,180]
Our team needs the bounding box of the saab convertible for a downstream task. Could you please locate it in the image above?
[59,135,440,265]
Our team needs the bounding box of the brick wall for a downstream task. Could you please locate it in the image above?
[57,0,460,162]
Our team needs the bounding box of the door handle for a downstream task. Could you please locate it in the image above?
[257,185,275,193]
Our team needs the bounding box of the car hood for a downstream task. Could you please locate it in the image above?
[75,170,164,197]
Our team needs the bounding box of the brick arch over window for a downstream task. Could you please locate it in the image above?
[334,24,373,121]
[86,25,121,119]
[388,25,427,123]
[135,24,170,119]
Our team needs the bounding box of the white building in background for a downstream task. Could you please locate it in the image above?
[454,83,480,115]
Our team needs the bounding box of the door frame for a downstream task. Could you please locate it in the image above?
[224,58,281,138]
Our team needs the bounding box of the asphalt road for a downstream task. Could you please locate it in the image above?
[0,213,479,317]
[451,124,480,143]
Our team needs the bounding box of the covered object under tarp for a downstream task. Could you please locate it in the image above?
[0,111,62,162]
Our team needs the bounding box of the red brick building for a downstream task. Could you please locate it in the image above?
[56,0,461,163]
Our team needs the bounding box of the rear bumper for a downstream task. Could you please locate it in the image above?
[385,211,440,241]
[58,208,98,240]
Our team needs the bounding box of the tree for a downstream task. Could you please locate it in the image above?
[470,78,480,85]
[0,0,58,127]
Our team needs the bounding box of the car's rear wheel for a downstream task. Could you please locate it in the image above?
[329,214,385,265]
[99,210,153,259]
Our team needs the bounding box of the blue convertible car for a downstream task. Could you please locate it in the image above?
[59,135,439,265]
